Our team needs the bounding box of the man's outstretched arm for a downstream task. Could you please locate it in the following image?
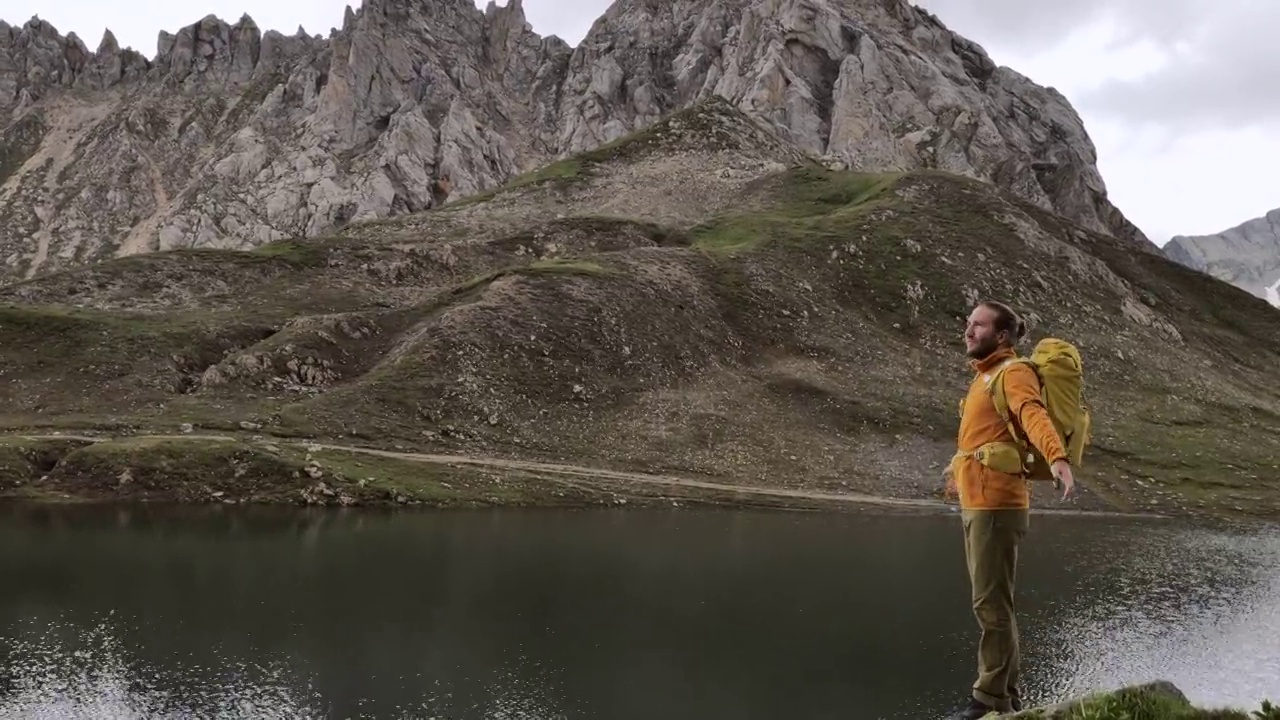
[1003,363,1075,498]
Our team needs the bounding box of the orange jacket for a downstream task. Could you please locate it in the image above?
[955,347,1068,510]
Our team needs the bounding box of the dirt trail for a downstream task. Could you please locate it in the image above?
[6,432,1153,517]
[308,443,948,510]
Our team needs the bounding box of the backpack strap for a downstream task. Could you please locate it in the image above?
[985,358,1033,460]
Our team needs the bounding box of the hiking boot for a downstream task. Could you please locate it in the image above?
[947,698,998,719]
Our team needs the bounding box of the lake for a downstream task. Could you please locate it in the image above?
[0,504,1275,719]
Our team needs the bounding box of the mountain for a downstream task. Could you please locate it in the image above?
[0,100,1276,517]
[0,0,1153,284]
[0,0,1275,518]
[1165,210,1280,308]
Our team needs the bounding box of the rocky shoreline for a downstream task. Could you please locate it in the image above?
[0,433,1270,525]
[1008,680,1276,719]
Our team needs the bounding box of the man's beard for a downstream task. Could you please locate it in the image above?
[966,337,999,359]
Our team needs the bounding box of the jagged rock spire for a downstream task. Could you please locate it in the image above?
[97,29,120,55]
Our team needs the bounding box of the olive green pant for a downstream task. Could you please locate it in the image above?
[962,508,1029,711]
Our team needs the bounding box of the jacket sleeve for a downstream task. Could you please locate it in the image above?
[1003,363,1068,464]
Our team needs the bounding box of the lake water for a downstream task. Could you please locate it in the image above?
[0,504,1275,719]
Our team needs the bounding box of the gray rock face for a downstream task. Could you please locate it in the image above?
[0,0,1150,282]
[556,0,1147,250]
[1166,209,1280,307]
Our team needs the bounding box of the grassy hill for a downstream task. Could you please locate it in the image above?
[0,99,1276,517]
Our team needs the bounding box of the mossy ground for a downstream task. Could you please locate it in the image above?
[689,170,894,253]
[1008,683,1277,720]
[0,436,550,507]
[0,436,781,510]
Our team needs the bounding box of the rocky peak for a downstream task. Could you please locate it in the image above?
[312,0,567,149]
[1165,209,1280,307]
[97,29,120,56]
[554,0,1149,249]
[0,16,80,106]
[484,0,542,68]
[154,14,265,85]
[0,0,1154,282]
[485,0,518,17]
[0,16,152,106]
[0,11,325,113]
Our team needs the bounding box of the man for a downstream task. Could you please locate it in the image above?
[945,301,1076,719]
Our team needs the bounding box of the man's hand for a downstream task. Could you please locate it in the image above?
[1052,459,1075,500]
[942,465,958,501]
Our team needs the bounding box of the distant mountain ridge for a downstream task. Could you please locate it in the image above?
[1165,209,1280,307]
[0,0,1152,282]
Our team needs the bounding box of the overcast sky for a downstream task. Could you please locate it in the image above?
[6,0,1275,246]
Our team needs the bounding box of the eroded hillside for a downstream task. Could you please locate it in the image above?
[0,100,1276,517]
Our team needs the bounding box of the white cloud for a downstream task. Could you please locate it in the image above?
[517,0,600,46]
[916,0,1277,244]
[553,0,1277,245]
[1091,122,1280,244]
[1079,0,1280,133]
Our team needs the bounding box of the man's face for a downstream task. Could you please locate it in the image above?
[964,305,1004,359]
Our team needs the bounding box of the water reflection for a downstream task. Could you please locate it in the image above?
[0,613,323,719]
[0,505,1273,719]
[1024,519,1280,708]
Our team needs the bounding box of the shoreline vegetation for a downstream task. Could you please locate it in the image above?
[0,431,1270,526]
[1007,681,1277,720]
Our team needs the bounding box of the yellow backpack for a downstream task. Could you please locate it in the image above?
[986,338,1092,481]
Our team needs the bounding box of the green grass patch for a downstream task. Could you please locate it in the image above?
[438,257,616,299]
[567,95,784,165]
[32,437,333,505]
[538,215,690,246]
[1094,413,1280,515]
[308,449,547,505]
[0,304,218,367]
[0,301,284,427]
[1010,685,1278,719]
[249,238,330,266]
[0,241,340,319]
[57,436,285,474]
[777,165,900,211]
[444,158,587,208]
[0,303,276,374]
[444,96,784,209]
[0,437,510,507]
[690,168,899,256]
[0,303,203,332]
[691,215,773,254]
[516,158,585,186]
[0,438,89,490]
